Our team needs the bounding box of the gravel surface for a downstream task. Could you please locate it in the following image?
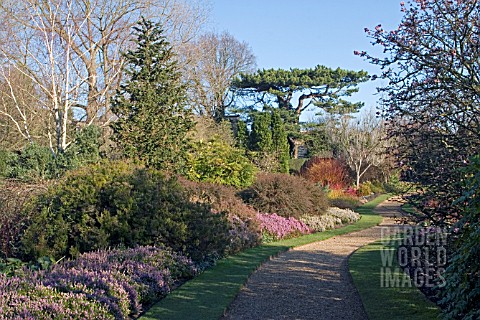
[223,198,406,320]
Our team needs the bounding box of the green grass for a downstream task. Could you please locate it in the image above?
[140,194,390,320]
[349,233,441,320]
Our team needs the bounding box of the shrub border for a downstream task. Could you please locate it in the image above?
[139,194,390,320]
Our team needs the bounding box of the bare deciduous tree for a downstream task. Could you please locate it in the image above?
[328,111,389,188]
[0,66,46,149]
[181,31,256,121]
[0,0,209,153]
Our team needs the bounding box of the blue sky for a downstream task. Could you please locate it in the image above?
[210,0,405,118]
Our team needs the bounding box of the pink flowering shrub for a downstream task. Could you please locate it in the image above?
[0,246,197,319]
[256,212,312,242]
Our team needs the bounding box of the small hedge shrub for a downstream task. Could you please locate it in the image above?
[240,173,328,219]
[0,180,48,259]
[178,178,261,254]
[22,160,231,263]
[2,127,102,182]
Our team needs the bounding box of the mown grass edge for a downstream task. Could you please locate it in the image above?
[349,233,441,320]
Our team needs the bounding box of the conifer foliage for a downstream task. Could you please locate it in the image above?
[248,110,289,173]
[111,18,193,172]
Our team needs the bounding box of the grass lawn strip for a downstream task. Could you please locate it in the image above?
[349,233,441,320]
[140,194,390,320]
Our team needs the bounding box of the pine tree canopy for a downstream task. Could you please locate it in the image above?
[232,65,369,119]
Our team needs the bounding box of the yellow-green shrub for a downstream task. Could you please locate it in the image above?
[357,182,373,196]
[186,140,256,188]
[327,189,361,209]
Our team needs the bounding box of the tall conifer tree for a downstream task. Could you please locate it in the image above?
[271,110,289,173]
[111,18,193,171]
[249,112,272,152]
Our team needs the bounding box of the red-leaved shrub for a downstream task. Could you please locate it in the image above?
[300,157,350,189]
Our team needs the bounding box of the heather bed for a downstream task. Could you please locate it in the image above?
[0,246,198,319]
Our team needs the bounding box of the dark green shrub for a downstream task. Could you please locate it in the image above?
[4,126,102,182]
[22,160,231,262]
[382,172,410,194]
[9,144,55,181]
[289,158,307,175]
[440,155,480,319]
[240,173,328,219]
[369,180,385,194]
[178,178,261,254]
[0,149,17,178]
[58,125,102,171]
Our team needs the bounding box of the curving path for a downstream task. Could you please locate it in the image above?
[223,198,405,320]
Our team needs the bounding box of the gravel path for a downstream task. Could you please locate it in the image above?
[223,198,406,320]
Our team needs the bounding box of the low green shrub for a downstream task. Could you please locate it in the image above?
[369,181,386,194]
[240,173,328,219]
[21,160,231,263]
[9,143,55,181]
[0,149,17,178]
[2,126,102,182]
[288,158,307,175]
[383,173,411,194]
